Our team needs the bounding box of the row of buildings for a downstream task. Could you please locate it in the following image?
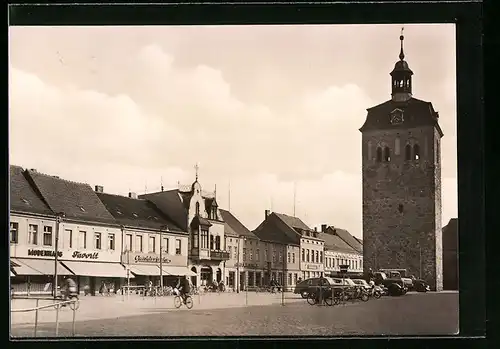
[9,165,364,295]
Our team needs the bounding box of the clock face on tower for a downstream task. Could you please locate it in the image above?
[390,108,404,125]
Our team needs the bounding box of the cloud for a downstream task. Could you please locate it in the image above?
[9,40,457,238]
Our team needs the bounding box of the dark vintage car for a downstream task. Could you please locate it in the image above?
[374,271,408,294]
[412,278,430,292]
[294,277,350,299]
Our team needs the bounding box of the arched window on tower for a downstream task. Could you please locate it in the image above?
[405,144,412,161]
[383,147,391,162]
[376,147,383,162]
[399,80,404,88]
[413,144,420,160]
[195,202,200,216]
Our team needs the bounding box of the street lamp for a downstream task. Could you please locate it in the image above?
[54,212,65,299]
[236,236,247,293]
[160,225,169,289]
[281,243,286,306]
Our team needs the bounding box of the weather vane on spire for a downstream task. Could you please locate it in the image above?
[194,162,199,181]
[399,26,405,61]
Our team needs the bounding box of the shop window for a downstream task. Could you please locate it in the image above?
[94,232,102,250]
[80,231,87,249]
[108,233,115,250]
[43,226,53,246]
[10,222,19,244]
[175,239,181,255]
[136,235,143,252]
[65,229,73,249]
[125,234,132,251]
[28,224,38,245]
[149,236,156,253]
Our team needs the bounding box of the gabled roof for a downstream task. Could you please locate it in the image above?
[25,169,116,224]
[319,229,358,254]
[274,212,312,231]
[329,227,363,253]
[9,165,53,216]
[96,192,184,232]
[139,190,188,231]
[219,209,256,239]
[252,213,301,245]
[359,97,444,137]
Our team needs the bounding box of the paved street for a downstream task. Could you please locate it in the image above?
[10,291,458,337]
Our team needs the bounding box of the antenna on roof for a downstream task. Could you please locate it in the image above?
[161,176,164,192]
[293,181,297,217]
[228,179,231,212]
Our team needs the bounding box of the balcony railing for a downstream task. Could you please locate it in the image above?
[209,250,230,260]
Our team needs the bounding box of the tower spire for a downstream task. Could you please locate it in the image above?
[399,26,405,61]
[194,163,199,181]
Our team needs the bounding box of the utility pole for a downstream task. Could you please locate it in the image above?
[160,225,168,289]
[54,212,65,299]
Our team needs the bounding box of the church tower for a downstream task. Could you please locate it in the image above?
[359,30,444,291]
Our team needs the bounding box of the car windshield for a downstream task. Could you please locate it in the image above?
[344,279,356,286]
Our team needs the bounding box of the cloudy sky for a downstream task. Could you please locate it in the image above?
[8,24,457,238]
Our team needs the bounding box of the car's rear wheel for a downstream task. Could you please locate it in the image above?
[301,291,308,299]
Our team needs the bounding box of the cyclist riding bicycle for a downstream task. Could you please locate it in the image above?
[176,276,191,304]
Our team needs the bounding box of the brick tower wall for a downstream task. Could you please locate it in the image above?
[361,126,443,291]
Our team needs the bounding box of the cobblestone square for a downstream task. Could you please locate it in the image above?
[10,292,459,337]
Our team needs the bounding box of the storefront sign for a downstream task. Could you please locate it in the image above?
[72,251,99,259]
[134,255,171,264]
[306,264,319,270]
[27,249,63,258]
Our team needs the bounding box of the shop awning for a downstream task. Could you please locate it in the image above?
[12,258,72,276]
[129,265,162,276]
[161,266,197,277]
[62,261,132,278]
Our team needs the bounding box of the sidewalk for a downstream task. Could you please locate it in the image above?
[10,292,303,326]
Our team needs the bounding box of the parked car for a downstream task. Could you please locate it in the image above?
[379,269,414,290]
[412,279,430,292]
[294,278,314,298]
[352,279,371,290]
[374,271,408,294]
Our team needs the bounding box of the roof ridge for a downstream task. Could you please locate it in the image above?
[28,169,90,186]
[98,192,146,201]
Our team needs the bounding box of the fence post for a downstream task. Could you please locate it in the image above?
[34,299,39,337]
[72,304,76,336]
[55,302,60,337]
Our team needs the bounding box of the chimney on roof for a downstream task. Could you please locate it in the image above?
[265,210,270,219]
[129,192,137,199]
[95,185,104,193]
[321,224,327,232]
[30,168,37,172]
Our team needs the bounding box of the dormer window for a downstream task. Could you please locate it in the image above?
[376,147,383,162]
[116,209,123,215]
[132,213,138,218]
[21,198,30,205]
[78,206,86,212]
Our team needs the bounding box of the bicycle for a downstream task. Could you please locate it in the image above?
[174,294,193,309]
[306,290,334,306]
[54,295,80,310]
